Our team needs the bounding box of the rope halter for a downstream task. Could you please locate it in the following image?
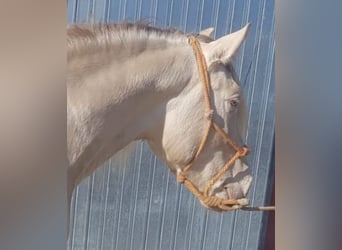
[176,35,275,212]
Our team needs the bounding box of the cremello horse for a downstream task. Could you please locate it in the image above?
[67,23,254,224]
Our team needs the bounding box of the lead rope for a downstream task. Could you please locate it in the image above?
[176,35,275,212]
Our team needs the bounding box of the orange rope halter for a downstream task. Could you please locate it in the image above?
[176,35,275,212]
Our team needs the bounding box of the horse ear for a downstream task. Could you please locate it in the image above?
[205,23,250,65]
[200,27,215,38]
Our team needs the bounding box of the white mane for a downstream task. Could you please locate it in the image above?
[67,23,188,60]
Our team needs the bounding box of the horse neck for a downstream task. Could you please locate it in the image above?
[67,38,194,180]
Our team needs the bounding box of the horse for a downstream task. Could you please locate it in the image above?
[67,22,254,228]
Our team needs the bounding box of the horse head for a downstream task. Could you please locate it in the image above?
[146,24,252,211]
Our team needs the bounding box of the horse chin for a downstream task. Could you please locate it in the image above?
[199,185,250,212]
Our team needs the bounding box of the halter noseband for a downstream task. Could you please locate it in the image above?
[175,35,250,211]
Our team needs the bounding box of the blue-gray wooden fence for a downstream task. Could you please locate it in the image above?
[67,0,275,249]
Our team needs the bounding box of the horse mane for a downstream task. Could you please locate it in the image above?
[67,22,213,59]
[67,22,191,58]
[67,22,185,39]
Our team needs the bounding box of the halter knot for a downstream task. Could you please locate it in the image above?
[188,36,197,46]
[202,196,221,207]
[201,196,242,211]
[176,172,186,183]
[238,145,250,157]
[205,109,214,120]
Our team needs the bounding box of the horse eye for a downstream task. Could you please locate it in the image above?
[230,100,239,107]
